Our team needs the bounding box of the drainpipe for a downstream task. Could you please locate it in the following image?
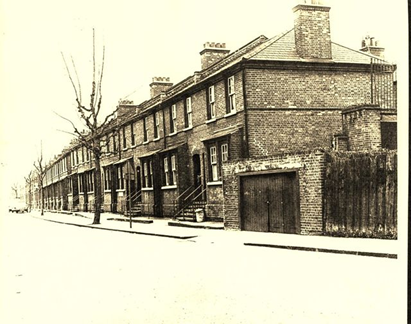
[242,65,250,158]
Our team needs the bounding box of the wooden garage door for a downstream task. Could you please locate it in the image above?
[241,172,299,234]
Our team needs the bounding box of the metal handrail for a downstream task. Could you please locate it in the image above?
[173,185,206,219]
[176,184,194,202]
[192,187,207,203]
[182,184,203,203]
[173,184,194,215]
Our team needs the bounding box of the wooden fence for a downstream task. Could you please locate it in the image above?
[324,151,397,239]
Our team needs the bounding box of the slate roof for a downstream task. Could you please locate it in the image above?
[134,28,391,113]
[246,29,385,64]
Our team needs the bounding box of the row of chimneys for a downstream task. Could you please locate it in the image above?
[149,0,384,98]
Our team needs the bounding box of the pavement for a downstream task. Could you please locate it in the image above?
[30,210,400,259]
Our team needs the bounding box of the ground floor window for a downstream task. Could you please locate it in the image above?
[85,171,94,193]
[104,167,112,190]
[207,139,229,182]
[117,165,124,190]
[142,159,153,188]
[78,173,84,193]
[162,153,177,186]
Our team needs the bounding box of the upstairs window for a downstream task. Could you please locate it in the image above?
[170,104,177,134]
[143,117,148,142]
[130,123,135,146]
[106,135,110,153]
[154,111,160,139]
[122,127,127,149]
[207,85,216,119]
[184,97,192,128]
[226,76,236,114]
[113,131,118,153]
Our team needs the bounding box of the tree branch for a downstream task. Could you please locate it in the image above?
[95,45,105,118]
[70,55,83,104]
[61,52,80,103]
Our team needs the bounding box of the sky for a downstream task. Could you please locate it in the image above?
[0,0,408,200]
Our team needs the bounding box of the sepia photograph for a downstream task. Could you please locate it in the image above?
[0,0,408,323]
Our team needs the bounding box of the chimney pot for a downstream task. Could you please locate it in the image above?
[149,77,173,98]
[200,41,230,70]
[360,36,385,58]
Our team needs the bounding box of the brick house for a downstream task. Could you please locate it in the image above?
[38,1,396,235]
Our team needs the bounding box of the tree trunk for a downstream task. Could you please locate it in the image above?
[40,184,44,216]
[93,154,102,224]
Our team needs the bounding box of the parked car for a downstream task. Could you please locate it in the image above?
[8,200,28,213]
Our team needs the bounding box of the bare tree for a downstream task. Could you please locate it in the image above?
[11,183,19,199]
[61,29,118,225]
[34,143,46,216]
[24,171,33,212]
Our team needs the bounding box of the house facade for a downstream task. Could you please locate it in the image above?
[37,1,397,235]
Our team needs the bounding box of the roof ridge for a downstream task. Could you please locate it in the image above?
[246,29,294,59]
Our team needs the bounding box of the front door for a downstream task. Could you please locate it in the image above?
[193,154,201,188]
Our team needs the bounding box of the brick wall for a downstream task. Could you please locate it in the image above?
[247,109,342,157]
[342,106,382,151]
[245,69,371,108]
[223,151,327,235]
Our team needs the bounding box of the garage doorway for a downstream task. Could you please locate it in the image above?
[240,171,300,234]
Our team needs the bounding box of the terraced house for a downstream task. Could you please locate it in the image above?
[38,1,397,237]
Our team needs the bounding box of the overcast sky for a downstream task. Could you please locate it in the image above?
[0,0,408,199]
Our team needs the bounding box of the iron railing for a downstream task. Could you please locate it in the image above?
[173,184,207,219]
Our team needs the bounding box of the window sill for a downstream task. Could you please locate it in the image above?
[153,137,161,142]
[205,118,217,124]
[143,140,149,145]
[116,189,125,192]
[207,181,223,186]
[122,147,129,151]
[130,144,137,148]
[224,111,237,118]
[142,187,153,191]
[183,126,193,132]
[104,190,111,193]
[161,185,177,190]
[87,191,94,194]
[168,131,177,137]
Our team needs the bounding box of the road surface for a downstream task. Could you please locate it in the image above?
[0,212,406,323]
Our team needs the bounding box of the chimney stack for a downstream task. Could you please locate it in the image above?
[149,77,173,98]
[360,36,385,58]
[200,42,230,70]
[293,0,332,60]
